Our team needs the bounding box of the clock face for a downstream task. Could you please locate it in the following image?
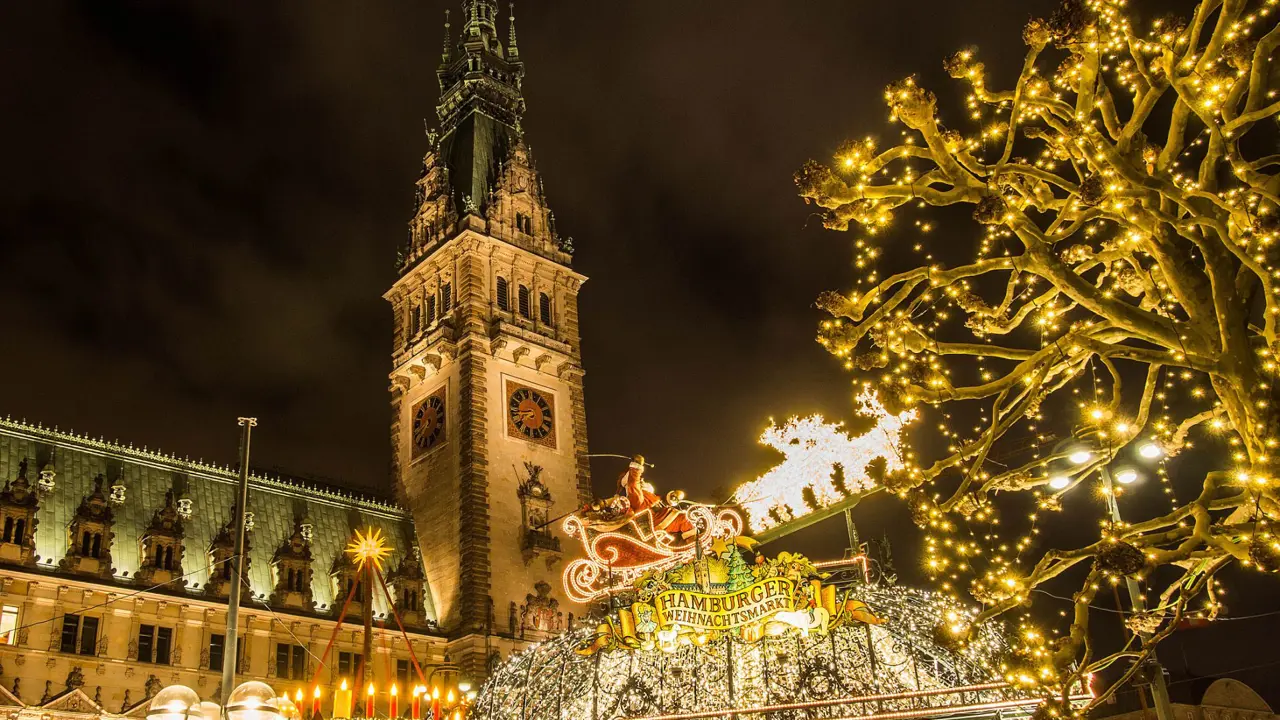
[411,390,446,457]
[507,383,556,447]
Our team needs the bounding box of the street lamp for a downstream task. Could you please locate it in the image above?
[226,681,283,720]
[1041,435,1175,720]
[1114,468,1139,485]
[1068,449,1093,465]
[148,685,202,720]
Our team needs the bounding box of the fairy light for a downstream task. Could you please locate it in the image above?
[790,0,1280,708]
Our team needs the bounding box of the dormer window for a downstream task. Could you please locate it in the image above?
[137,490,185,587]
[270,520,315,611]
[0,458,39,567]
[61,473,114,579]
[516,213,533,234]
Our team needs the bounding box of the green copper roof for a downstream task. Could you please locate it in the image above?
[0,418,434,622]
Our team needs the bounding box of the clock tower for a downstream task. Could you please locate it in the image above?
[385,1,590,674]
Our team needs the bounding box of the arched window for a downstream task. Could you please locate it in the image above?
[518,286,532,319]
[539,293,552,325]
[286,568,295,591]
[2,517,12,542]
[163,546,173,570]
[496,276,510,311]
[82,531,92,556]
[91,533,102,559]
[13,519,24,544]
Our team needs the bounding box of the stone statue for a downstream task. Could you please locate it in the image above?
[65,665,85,690]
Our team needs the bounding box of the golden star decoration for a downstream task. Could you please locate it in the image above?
[346,527,392,571]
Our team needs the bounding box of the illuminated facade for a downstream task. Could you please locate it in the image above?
[0,418,443,716]
[385,0,590,677]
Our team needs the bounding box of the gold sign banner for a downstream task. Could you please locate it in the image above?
[652,578,796,631]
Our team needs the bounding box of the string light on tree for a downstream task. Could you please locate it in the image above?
[792,0,1280,715]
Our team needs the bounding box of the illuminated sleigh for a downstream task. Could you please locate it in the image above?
[561,503,743,603]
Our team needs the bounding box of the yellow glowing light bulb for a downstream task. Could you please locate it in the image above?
[367,684,375,697]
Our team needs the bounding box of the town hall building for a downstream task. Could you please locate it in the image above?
[0,2,585,716]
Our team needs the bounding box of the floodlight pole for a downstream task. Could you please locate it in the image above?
[1101,466,1174,720]
[221,417,256,715]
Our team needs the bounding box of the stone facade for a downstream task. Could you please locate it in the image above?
[0,419,513,715]
[386,0,589,677]
[0,5,589,713]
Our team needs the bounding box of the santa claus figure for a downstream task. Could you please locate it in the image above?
[618,455,696,540]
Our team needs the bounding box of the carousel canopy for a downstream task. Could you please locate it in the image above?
[473,582,1078,720]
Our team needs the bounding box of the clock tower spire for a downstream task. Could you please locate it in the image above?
[385,4,590,676]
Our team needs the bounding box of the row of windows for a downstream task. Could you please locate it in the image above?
[282,567,307,592]
[79,530,105,558]
[0,606,409,682]
[150,543,177,570]
[495,276,553,325]
[1,517,28,544]
[409,282,454,337]
[405,276,557,338]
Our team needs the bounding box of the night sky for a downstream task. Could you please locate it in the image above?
[1,0,1277,703]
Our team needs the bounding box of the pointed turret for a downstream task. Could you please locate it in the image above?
[508,1,519,60]
[430,0,525,219]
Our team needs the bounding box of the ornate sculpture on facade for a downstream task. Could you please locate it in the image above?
[386,546,428,627]
[517,463,560,568]
[0,459,39,566]
[136,490,185,587]
[144,675,161,699]
[37,453,56,494]
[65,666,85,691]
[204,505,251,598]
[517,580,562,638]
[60,474,115,579]
[108,473,127,506]
[270,519,315,611]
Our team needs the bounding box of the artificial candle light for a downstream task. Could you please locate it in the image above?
[365,684,374,719]
[390,685,398,719]
[335,680,352,719]
[411,687,422,720]
[312,686,321,717]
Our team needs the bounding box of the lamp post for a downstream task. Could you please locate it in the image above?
[222,417,257,713]
[1098,463,1175,720]
[1046,436,1173,720]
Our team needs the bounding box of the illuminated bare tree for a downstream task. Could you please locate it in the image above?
[796,0,1280,709]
